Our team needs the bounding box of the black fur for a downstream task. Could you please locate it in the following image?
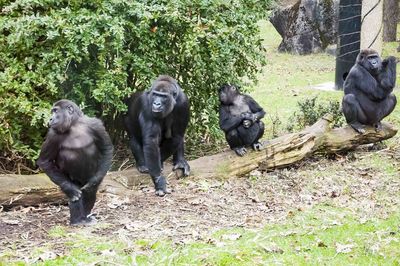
[124,75,190,196]
[342,49,397,133]
[37,99,113,225]
[219,84,265,156]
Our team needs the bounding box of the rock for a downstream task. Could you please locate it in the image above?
[269,0,338,55]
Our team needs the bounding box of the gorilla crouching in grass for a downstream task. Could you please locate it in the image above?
[37,100,113,225]
[219,84,266,156]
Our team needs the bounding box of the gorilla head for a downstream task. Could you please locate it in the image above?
[49,100,83,133]
[357,49,382,75]
[149,76,179,118]
[219,84,240,105]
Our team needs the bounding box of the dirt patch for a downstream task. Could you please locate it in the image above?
[1,146,399,261]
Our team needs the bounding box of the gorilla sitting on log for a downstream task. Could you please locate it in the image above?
[124,75,190,196]
[37,100,113,225]
[219,84,266,156]
[342,49,397,133]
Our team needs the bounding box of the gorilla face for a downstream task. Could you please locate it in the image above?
[49,100,82,133]
[367,54,382,74]
[358,49,382,75]
[150,90,175,119]
[219,84,239,105]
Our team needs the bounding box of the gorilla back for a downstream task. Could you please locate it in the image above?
[124,75,190,196]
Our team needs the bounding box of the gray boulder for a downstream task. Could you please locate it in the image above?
[269,0,338,55]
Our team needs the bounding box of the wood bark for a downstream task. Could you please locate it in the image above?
[0,115,397,208]
[383,0,399,42]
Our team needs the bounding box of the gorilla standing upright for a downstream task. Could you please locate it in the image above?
[124,75,190,196]
[219,84,265,156]
[342,49,397,133]
[37,100,113,225]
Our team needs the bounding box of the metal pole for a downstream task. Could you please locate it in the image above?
[335,0,361,90]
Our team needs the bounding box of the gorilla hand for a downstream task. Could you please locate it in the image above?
[243,119,252,128]
[241,112,258,123]
[61,182,82,202]
[81,179,99,192]
[173,160,190,177]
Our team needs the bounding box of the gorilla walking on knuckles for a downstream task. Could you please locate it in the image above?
[37,100,113,225]
[219,84,266,156]
[124,75,190,196]
[342,49,397,133]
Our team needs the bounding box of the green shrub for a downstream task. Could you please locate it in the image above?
[0,0,271,172]
[287,97,346,132]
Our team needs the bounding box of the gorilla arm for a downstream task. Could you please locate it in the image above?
[81,118,114,192]
[378,56,397,92]
[344,66,386,101]
[219,106,244,132]
[37,130,82,201]
[245,95,266,122]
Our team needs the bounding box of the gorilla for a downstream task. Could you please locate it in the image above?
[124,75,190,196]
[219,84,266,156]
[37,100,113,225]
[342,49,397,133]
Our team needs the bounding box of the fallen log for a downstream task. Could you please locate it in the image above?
[187,114,398,177]
[0,114,397,208]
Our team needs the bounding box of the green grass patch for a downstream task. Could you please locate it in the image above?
[7,206,398,265]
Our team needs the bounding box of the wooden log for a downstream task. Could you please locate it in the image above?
[187,114,398,177]
[0,114,397,208]
[0,172,137,208]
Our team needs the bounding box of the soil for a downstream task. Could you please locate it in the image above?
[1,146,399,262]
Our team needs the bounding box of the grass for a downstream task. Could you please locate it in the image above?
[137,209,400,265]
[3,206,399,265]
[2,20,400,266]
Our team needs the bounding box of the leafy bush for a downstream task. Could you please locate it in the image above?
[287,97,346,132]
[0,0,271,172]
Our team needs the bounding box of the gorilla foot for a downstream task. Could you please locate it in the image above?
[374,122,383,132]
[252,142,263,151]
[234,147,247,156]
[349,122,366,134]
[173,160,190,177]
[70,216,97,226]
[155,188,171,197]
[137,165,149,173]
[153,175,169,197]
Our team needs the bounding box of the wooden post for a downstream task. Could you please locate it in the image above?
[361,0,383,53]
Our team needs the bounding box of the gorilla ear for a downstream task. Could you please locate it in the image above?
[67,105,74,114]
[172,85,178,99]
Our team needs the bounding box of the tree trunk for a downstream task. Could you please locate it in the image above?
[0,115,397,208]
[383,0,399,42]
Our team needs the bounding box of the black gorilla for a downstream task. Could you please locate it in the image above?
[342,49,397,133]
[37,100,113,225]
[219,84,265,156]
[124,75,190,196]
